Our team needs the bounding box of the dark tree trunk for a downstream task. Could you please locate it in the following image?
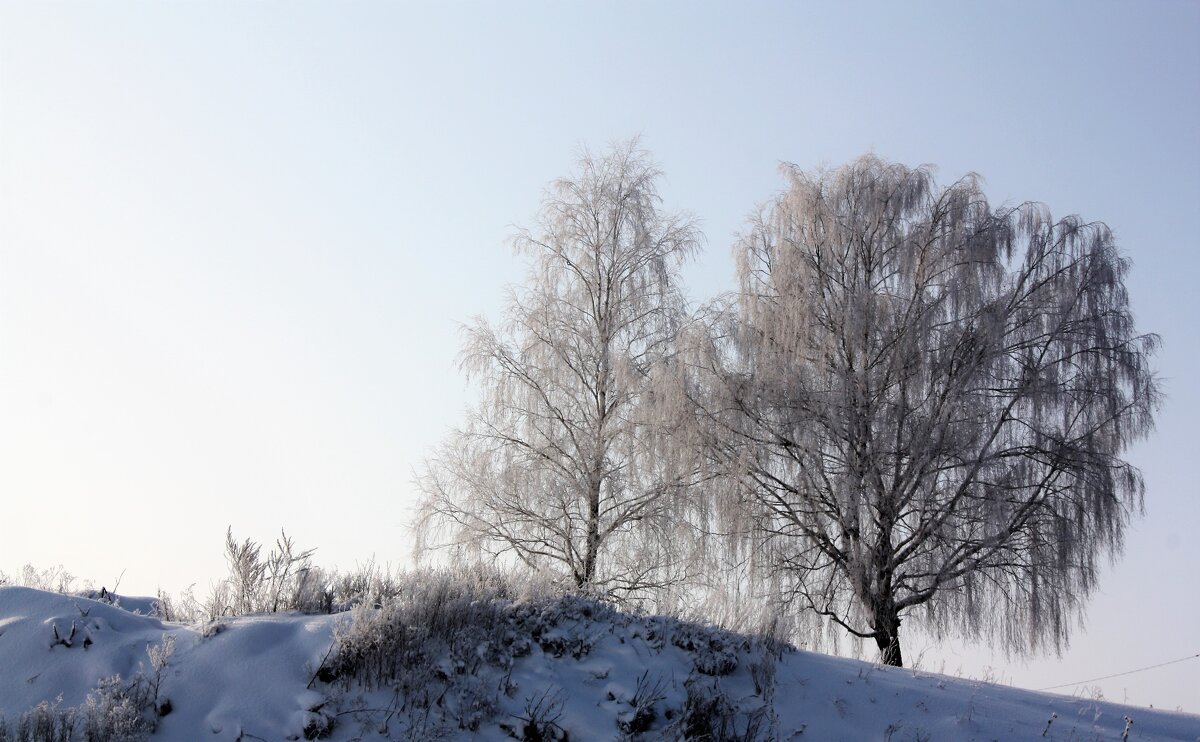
[582,471,602,586]
[872,610,904,667]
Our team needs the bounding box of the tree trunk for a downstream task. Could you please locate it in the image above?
[582,471,602,586]
[872,610,904,667]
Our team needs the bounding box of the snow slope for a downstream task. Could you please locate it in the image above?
[0,585,1195,741]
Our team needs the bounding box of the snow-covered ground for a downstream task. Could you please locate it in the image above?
[0,584,1195,741]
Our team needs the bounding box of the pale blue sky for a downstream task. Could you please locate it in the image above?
[1,1,1197,711]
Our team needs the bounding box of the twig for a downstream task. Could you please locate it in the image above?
[307,640,337,689]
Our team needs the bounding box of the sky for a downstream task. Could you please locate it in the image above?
[1,0,1197,712]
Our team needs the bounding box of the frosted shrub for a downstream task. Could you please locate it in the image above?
[145,634,175,716]
[322,568,519,689]
[328,560,405,609]
[207,528,326,616]
[154,584,203,623]
[203,580,232,621]
[0,672,160,742]
[18,565,83,594]
[317,567,789,738]
[220,527,318,614]
[0,657,174,742]
[81,676,154,742]
[316,568,575,737]
[5,699,75,742]
[200,530,414,617]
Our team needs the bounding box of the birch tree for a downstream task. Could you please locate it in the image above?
[417,141,702,598]
[702,156,1159,665]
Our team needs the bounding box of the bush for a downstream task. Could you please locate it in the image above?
[0,699,75,742]
[320,568,521,689]
[314,568,568,738]
[196,530,415,619]
[667,678,775,742]
[215,527,320,615]
[0,673,157,742]
[81,676,153,742]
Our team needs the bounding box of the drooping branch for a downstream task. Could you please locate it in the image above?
[699,155,1158,665]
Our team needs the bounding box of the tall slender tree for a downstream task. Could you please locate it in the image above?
[417,141,702,597]
[700,156,1159,665]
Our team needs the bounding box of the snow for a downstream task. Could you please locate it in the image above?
[0,585,1196,741]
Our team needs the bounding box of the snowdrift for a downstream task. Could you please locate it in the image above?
[0,584,1195,741]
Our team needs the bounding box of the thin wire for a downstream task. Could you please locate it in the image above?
[1035,652,1200,691]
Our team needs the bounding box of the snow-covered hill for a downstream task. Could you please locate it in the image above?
[0,584,1195,741]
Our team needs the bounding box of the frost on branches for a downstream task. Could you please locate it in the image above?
[417,140,704,601]
[697,156,1159,666]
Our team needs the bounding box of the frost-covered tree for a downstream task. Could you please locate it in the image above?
[700,156,1159,665]
[417,141,703,598]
